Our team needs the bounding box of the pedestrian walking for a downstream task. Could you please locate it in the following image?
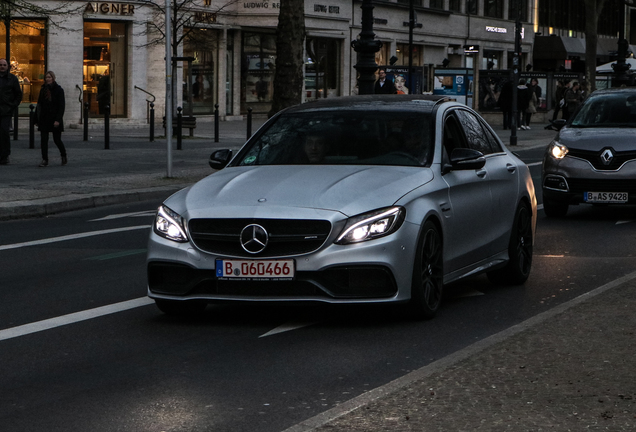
[374,69,397,94]
[497,80,513,130]
[551,80,566,121]
[524,79,539,129]
[0,58,23,165]
[516,79,531,130]
[563,81,583,121]
[35,71,67,167]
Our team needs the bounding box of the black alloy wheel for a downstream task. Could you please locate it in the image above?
[488,202,533,285]
[409,221,444,319]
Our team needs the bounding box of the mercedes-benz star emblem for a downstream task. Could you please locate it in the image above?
[240,224,269,254]
[600,148,614,166]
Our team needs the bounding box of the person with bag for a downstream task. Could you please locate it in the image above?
[0,58,23,165]
[36,71,67,167]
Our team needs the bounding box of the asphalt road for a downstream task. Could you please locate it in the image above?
[1,149,636,432]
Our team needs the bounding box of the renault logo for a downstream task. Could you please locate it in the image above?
[600,148,614,166]
[240,224,268,254]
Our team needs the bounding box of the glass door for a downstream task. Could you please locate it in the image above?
[83,21,127,117]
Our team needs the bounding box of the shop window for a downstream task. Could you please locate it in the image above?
[396,43,423,66]
[183,28,218,115]
[241,32,276,113]
[0,20,46,115]
[305,38,340,100]
[83,21,127,118]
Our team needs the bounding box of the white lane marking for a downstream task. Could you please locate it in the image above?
[0,225,150,252]
[617,220,634,225]
[282,269,636,432]
[526,162,542,167]
[260,321,319,338]
[91,211,156,221]
[0,297,154,342]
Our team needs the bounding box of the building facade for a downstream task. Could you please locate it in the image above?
[2,0,539,124]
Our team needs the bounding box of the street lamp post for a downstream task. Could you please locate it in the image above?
[510,14,522,146]
[351,0,382,95]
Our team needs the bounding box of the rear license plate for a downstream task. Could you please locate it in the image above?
[584,192,628,203]
[216,259,295,280]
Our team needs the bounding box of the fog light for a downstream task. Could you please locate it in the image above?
[544,176,569,191]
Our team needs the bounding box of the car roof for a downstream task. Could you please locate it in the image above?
[589,88,636,97]
[282,95,453,115]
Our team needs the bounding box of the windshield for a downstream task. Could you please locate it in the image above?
[235,110,433,167]
[571,93,636,128]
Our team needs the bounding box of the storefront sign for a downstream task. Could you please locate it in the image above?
[313,4,340,13]
[486,26,507,34]
[242,2,280,8]
[85,3,135,15]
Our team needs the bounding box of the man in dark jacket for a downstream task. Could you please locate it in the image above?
[0,58,23,164]
[374,69,397,94]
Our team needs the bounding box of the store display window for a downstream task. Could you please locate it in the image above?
[0,19,47,115]
[183,27,217,115]
[241,32,276,113]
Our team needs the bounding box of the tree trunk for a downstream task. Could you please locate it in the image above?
[268,0,306,117]
[584,0,608,94]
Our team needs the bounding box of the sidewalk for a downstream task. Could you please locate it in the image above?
[2,116,634,431]
[0,115,555,221]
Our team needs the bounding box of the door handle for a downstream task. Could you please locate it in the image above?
[476,169,487,178]
[506,163,516,173]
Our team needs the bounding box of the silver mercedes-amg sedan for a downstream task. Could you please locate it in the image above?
[147,95,536,319]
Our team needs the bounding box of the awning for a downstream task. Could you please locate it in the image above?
[596,57,636,73]
[534,35,636,61]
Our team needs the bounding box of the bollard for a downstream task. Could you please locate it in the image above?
[13,107,18,140]
[83,102,89,141]
[29,104,35,149]
[149,102,155,142]
[247,107,253,140]
[177,106,183,150]
[104,104,110,149]
[214,104,219,143]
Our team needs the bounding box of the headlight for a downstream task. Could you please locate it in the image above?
[154,205,188,242]
[335,207,405,245]
[548,141,568,159]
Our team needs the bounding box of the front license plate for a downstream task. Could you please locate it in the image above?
[216,259,295,280]
[584,191,628,203]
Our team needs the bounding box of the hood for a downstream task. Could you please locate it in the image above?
[558,127,636,152]
[173,165,433,218]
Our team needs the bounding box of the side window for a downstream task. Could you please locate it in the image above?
[455,110,493,155]
[482,122,504,153]
[442,112,468,161]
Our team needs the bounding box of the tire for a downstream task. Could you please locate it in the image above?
[155,299,207,316]
[487,203,533,286]
[543,198,568,217]
[408,221,444,320]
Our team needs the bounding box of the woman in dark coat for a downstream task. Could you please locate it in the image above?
[36,71,67,167]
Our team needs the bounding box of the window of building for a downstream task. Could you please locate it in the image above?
[305,38,340,100]
[83,21,128,118]
[183,28,218,115]
[242,32,276,113]
[430,0,444,9]
[449,0,461,12]
[396,43,423,66]
[0,19,46,114]
[485,0,503,18]
[508,0,528,21]
[397,0,423,6]
[467,0,479,15]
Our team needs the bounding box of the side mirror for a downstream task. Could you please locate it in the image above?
[549,119,567,130]
[444,148,485,173]
[209,149,232,170]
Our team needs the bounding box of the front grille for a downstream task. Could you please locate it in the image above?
[566,178,636,194]
[568,148,636,171]
[188,218,332,257]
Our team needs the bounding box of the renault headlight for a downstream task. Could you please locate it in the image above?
[154,205,188,242]
[548,141,569,159]
[336,207,405,245]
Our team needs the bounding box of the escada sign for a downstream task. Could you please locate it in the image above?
[85,3,135,15]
